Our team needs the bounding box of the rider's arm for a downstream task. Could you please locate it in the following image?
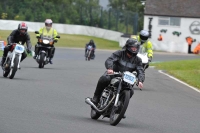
[36,28,43,38]
[146,41,153,58]
[25,33,32,51]
[53,29,59,41]
[136,57,145,83]
[93,43,96,49]
[7,30,17,45]
[105,50,121,70]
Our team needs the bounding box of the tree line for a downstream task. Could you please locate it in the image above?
[0,0,144,34]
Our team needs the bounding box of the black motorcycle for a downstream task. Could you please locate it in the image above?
[34,31,60,68]
[85,71,138,126]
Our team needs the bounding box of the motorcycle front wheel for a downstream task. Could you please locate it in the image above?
[8,55,19,79]
[109,90,130,126]
[87,51,91,61]
[39,53,45,68]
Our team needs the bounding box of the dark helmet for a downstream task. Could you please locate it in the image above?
[139,30,149,43]
[18,22,28,35]
[124,38,140,56]
[89,39,94,44]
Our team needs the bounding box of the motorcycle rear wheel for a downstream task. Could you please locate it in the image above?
[3,70,10,77]
[110,90,130,126]
[9,55,19,79]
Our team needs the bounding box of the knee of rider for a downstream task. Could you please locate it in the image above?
[24,53,27,58]
[101,75,111,83]
[4,46,9,51]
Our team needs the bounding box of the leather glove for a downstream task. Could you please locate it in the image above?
[148,57,152,62]
[27,49,31,54]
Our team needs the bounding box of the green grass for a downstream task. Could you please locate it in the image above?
[0,30,120,50]
[150,59,200,89]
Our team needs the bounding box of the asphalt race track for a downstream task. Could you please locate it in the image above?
[0,48,199,133]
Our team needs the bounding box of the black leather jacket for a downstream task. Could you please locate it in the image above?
[105,50,145,83]
[7,29,32,51]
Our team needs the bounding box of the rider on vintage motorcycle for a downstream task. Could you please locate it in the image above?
[91,38,145,105]
[0,22,32,66]
[85,39,96,59]
[131,30,153,69]
[33,19,59,64]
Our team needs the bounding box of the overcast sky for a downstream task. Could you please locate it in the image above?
[99,0,109,8]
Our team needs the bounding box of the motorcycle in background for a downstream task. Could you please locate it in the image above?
[2,42,25,79]
[85,71,137,126]
[137,47,149,70]
[34,31,60,68]
[85,45,95,61]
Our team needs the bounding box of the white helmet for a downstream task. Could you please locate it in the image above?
[140,30,149,43]
[45,19,53,30]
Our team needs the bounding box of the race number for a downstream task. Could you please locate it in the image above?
[123,71,136,85]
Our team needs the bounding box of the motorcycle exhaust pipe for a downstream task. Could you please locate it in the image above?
[85,97,101,112]
[85,96,115,113]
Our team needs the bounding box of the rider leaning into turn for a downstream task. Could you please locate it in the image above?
[91,38,145,105]
[131,30,153,65]
[0,22,32,66]
[33,19,59,64]
[85,39,96,58]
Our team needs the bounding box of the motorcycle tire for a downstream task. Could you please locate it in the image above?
[39,53,45,68]
[87,51,91,61]
[110,90,130,126]
[3,70,10,77]
[8,55,19,79]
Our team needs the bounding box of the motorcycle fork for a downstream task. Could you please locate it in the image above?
[114,79,122,107]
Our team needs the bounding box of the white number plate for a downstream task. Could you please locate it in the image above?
[14,44,25,53]
[123,71,136,85]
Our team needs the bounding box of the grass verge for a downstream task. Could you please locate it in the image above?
[0,30,120,50]
[150,59,200,90]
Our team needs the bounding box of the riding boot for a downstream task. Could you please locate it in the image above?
[49,58,53,64]
[91,94,100,105]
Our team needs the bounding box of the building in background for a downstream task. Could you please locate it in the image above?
[143,0,200,53]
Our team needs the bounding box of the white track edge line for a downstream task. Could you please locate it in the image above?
[158,70,200,93]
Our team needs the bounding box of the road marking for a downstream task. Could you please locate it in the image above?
[158,70,200,93]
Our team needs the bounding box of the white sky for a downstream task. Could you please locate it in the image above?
[99,0,109,8]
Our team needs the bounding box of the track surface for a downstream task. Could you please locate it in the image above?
[0,48,199,133]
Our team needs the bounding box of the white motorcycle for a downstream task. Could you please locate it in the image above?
[2,43,25,79]
[137,47,149,70]
[85,45,94,61]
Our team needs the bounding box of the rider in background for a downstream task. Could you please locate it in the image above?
[0,22,32,66]
[131,30,153,64]
[91,38,144,105]
[33,19,59,64]
[85,39,96,59]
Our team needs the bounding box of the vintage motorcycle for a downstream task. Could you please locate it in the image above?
[85,45,95,61]
[34,31,60,68]
[2,42,25,79]
[85,71,137,126]
[137,47,149,70]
